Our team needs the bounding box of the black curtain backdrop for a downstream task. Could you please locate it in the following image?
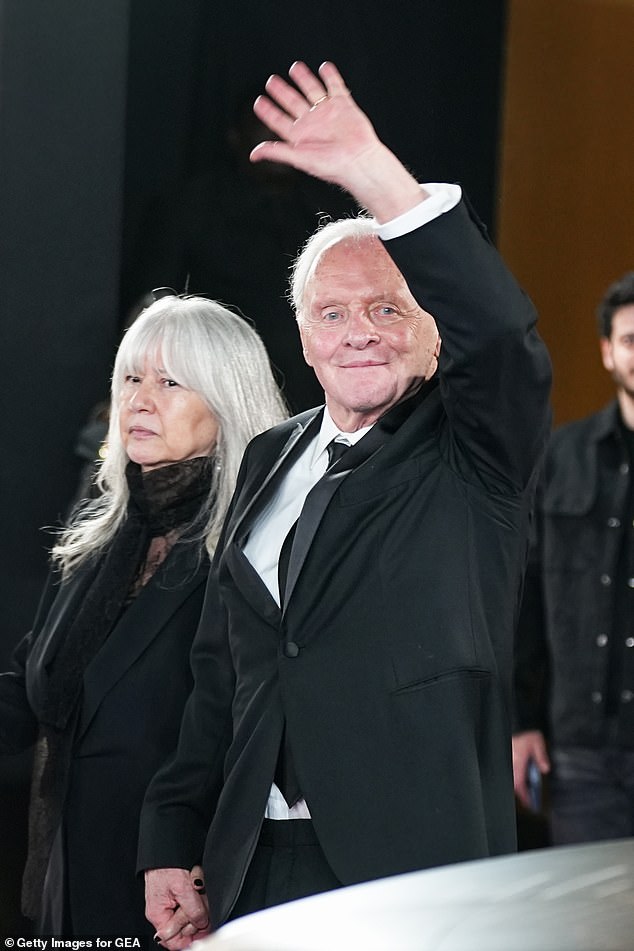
[0,0,506,932]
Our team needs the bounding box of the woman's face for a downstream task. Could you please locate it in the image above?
[119,358,219,471]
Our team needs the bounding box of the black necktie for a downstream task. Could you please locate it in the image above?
[277,439,350,602]
[326,437,350,469]
[274,437,350,805]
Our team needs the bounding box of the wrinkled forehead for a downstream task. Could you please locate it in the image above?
[306,236,417,306]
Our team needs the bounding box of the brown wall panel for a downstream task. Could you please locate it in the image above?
[498,0,634,425]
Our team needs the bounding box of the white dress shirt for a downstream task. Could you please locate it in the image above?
[243,410,370,605]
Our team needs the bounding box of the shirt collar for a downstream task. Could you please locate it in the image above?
[309,407,373,470]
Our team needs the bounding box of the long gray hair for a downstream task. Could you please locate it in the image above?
[52,295,287,577]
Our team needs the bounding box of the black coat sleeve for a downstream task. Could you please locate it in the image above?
[0,571,60,752]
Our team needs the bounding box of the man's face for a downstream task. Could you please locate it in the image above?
[299,237,440,431]
[600,304,634,398]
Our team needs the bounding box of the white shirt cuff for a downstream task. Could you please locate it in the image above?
[375,183,462,241]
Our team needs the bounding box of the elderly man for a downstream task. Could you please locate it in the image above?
[139,61,552,945]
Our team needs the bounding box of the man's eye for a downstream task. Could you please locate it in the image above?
[163,378,179,387]
[322,311,344,323]
[371,305,404,325]
[125,374,141,384]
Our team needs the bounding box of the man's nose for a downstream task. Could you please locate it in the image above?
[343,308,380,345]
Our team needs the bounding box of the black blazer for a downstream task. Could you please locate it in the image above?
[0,541,208,935]
[138,200,553,928]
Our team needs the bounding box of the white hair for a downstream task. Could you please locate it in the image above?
[53,296,287,577]
[289,216,376,321]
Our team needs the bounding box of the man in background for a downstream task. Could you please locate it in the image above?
[513,271,634,843]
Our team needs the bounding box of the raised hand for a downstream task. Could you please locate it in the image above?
[251,61,380,188]
[251,61,424,223]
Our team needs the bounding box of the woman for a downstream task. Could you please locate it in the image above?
[0,294,287,936]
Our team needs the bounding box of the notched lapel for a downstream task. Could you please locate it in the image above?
[226,411,322,550]
[222,544,280,625]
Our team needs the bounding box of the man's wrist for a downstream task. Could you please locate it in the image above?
[376,183,462,240]
[337,142,425,223]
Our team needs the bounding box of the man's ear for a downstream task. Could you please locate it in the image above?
[600,336,613,372]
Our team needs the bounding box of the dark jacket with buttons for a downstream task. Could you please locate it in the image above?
[513,401,634,749]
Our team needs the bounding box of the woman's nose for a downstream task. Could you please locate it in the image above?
[129,380,155,411]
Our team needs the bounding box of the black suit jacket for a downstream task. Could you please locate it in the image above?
[138,200,553,928]
[0,542,208,935]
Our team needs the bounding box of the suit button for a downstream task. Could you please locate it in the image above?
[607,517,621,528]
[626,638,634,648]
[600,574,612,586]
[284,641,300,658]
[596,634,608,647]
[591,691,602,704]
[622,690,634,703]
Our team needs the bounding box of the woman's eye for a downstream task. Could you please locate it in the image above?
[162,378,180,387]
[125,374,141,384]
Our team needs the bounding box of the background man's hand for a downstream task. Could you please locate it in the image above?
[512,730,551,809]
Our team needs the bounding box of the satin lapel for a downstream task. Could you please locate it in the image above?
[77,545,207,739]
[282,391,422,613]
[222,543,280,626]
[225,409,323,551]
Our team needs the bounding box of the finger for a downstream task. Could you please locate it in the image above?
[154,934,194,951]
[250,140,297,167]
[190,865,206,895]
[288,61,328,106]
[180,921,208,938]
[265,72,312,118]
[514,781,530,809]
[156,903,206,943]
[536,750,551,773]
[318,61,351,97]
[155,914,189,943]
[253,95,296,141]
